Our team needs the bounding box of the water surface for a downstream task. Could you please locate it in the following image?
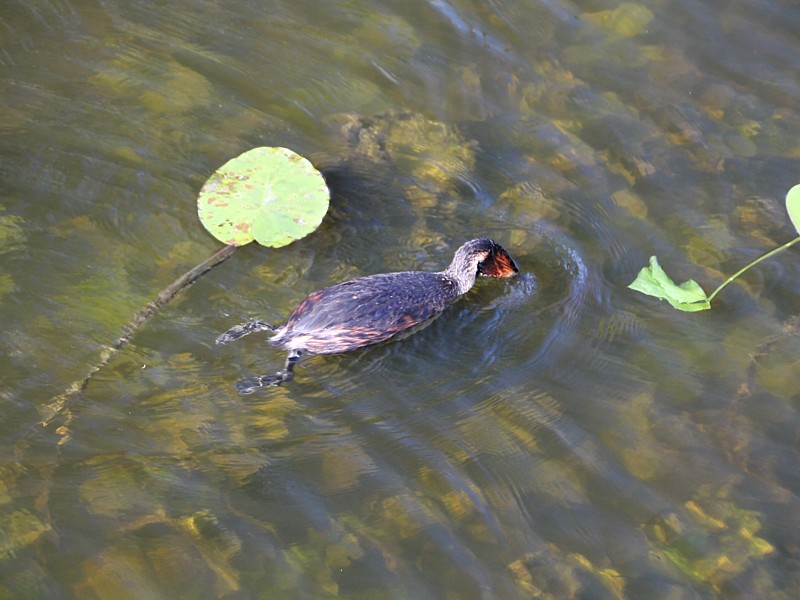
[2,0,800,598]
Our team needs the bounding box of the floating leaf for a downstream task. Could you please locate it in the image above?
[628,256,710,311]
[786,184,800,235]
[197,147,329,247]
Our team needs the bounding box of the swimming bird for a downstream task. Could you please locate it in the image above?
[217,238,518,393]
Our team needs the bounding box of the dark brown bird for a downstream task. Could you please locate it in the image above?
[217,238,518,393]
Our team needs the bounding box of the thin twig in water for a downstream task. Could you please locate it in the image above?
[39,244,238,441]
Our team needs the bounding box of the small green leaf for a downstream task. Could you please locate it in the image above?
[197,147,329,247]
[629,256,711,312]
[786,184,800,236]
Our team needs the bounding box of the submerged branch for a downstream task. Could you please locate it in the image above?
[39,243,238,437]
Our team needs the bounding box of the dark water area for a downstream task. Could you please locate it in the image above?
[2,0,800,598]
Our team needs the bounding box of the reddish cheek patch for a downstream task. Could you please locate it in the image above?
[481,251,519,278]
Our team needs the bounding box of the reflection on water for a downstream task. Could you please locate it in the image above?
[2,0,800,597]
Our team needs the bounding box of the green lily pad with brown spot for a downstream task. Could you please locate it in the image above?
[197,146,329,247]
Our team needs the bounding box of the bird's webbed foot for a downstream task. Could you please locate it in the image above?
[234,372,292,393]
[216,319,275,345]
[233,350,301,394]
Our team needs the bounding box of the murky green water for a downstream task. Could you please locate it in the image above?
[2,0,799,597]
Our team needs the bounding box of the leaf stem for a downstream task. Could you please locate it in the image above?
[39,243,239,432]
[707,235,800,302]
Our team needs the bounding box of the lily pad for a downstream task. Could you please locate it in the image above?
[197,147,329,247]
[786,184,800,235]
[628,256,711,311]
